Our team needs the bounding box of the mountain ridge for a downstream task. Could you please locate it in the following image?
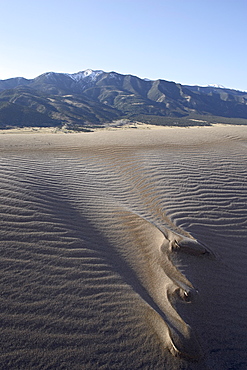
[0,69,247,129]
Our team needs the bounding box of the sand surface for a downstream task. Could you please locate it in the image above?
[0,126,247,369]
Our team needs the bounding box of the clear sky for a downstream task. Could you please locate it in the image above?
[1,0,246,91]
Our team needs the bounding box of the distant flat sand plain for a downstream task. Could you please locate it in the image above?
[0,126,247,369]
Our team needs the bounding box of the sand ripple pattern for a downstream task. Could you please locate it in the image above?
[0,127,247,369]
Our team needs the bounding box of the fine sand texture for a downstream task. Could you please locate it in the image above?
[0,126,247,369]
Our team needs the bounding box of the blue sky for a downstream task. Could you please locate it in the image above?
[1,0,246,91]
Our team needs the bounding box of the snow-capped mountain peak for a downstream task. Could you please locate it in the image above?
[67,69,104,82]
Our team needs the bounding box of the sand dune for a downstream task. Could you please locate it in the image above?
[0,126,247,369]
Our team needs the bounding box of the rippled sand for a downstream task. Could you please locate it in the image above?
[0,126,247,369]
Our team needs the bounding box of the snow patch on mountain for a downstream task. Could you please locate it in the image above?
[207,84,226,89]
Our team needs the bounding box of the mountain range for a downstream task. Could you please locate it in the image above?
[0,69,247,129]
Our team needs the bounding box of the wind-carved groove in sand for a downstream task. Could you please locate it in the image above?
[86,149,214,360]
[94,148,184,236]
